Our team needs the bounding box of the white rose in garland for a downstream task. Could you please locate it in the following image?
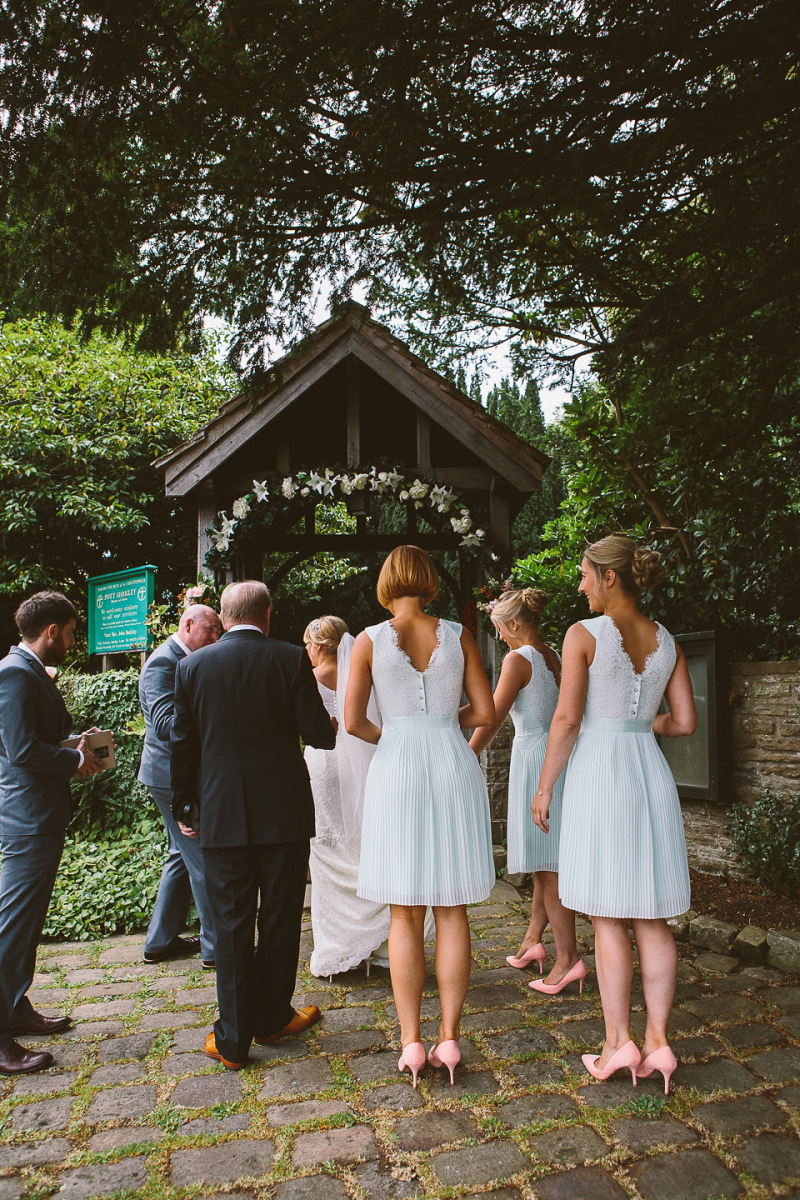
[232,497,250,520]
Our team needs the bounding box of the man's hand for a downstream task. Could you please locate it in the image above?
[329,715,339,735]
[178,822,199,839]
[72,730,112,778]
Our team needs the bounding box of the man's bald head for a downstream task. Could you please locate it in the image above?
[220,581,271,633]
[178,604,221,652]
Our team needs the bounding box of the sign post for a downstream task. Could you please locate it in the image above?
[88,566,157,660]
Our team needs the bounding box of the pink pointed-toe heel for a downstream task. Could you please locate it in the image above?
[529,958,587,995]
[636,1045,677,1094]
[506,942,546,973]
[582,1039,641,1085]
[398,1041,426,1088]
[427,1039,461,1085]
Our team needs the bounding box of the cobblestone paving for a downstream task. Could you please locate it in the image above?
[1,881,799,1199]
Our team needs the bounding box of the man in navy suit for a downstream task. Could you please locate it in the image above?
[0,591,106,1075]
[139,604,221,967]
[171,581,336,1069]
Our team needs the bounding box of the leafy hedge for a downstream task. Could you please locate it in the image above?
[42,822,165,941]
[37,668,169,939]
[58,668,153,837]
[727,790,800,898]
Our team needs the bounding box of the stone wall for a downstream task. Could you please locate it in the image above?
[729,661,800,803]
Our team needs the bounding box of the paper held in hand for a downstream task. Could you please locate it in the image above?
[60,729,116,770]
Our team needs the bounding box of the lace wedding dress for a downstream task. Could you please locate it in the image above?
[558,615,690,919]
[305,638,391,978]
[506,645,563,874]
[357,619,494,906]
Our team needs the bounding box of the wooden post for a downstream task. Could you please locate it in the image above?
[346,356,360,466]
[416,410,431,469]
[196,481,218,577]
[101,654,109,672]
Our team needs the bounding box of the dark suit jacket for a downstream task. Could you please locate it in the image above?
[170,630,336,847]
[137,635,186,791]
[0,646,81,839]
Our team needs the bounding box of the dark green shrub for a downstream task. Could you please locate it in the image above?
[41,821,165,941]
[726,789,800,898]
[58,668,152,836]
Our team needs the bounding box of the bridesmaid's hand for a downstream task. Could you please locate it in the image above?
[531,788,551,833]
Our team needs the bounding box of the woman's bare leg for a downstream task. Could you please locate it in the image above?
[389,904,427,1047]
[538,871,580,984]
[631,917,677,1057]
[433,904,471,1044]
[592,915,634,1067]
[514,873,548,957]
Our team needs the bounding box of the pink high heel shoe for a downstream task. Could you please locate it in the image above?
[635,1045,677,1094]
[582,1039,641,1084]
[529,958,587,995]
[398,1041,426,1088]
[427,1039,461,1085]
[506,942,546,973]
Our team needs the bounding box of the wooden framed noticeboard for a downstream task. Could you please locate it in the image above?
[87,566,156,656]
[658,629,727,804]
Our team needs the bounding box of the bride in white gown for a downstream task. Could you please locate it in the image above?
[303,616,392,977]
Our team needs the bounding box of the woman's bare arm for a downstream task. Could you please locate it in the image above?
[457,628,496,730]
[469,650,532,754]
[344,632,381,744]
[531,623,592,833]
[652,644,697,737]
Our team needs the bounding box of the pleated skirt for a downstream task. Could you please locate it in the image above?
[558,720,690,919]
[357,715,495,906]
[507,726,563,874]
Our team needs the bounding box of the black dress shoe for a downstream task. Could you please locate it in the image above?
[10,1010,72,1035]
[202,960,216,970]
[0,1040,54,1075]
[143,935,202,964]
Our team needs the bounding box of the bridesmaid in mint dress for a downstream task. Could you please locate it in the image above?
[533,536,696,1094]
[346,546,495,1088]
[470,587,583,994]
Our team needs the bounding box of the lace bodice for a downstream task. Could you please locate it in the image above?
[581,615,676,721]
[366,619,465,717]
[509,645,560,733]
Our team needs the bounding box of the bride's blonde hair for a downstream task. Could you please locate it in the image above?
[303,615,348,653]
[491,587,548,630]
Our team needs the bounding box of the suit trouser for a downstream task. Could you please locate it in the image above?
[203,840,309,1062]
[0,831,65,1049]
[144,787,215,962]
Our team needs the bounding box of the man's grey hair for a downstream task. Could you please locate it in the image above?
[220,581,271,626]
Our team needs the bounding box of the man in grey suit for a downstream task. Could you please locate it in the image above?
[139,604,221,966]
[0,591,106,1075]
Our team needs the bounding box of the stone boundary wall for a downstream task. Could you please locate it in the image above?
[729,660,800,804]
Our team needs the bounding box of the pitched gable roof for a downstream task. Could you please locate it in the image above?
[157,305,548,497]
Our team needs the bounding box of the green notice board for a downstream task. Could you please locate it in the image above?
[88,566,156,655]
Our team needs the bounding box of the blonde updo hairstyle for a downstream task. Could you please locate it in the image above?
[491,587,548,630]
[377,545,440,610]
[303,615,349,655]
[584,535,665,595]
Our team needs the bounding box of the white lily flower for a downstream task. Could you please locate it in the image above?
[253,479,269,502]
[219,513,236,536]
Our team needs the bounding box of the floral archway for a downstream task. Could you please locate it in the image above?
[203,465,498,574]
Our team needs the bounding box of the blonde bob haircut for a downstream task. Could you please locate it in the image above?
[377,545,440,610]
[303,614,349,651]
